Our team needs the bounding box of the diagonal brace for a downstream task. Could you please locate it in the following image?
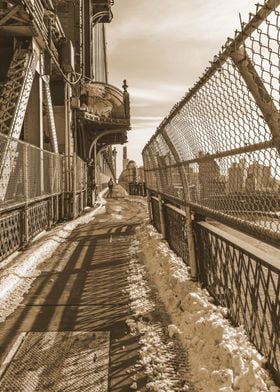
[0,4,21,26]
[230,46,280,154]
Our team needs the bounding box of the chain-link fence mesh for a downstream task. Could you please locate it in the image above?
[0,132,63,208]
[143,1,280,245]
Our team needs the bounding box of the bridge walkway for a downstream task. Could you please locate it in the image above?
[0,186,192,391]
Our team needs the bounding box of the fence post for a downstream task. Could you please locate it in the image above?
[158,194,166,239]
[80,161,84,212]
[55,155,59,222]
[146,189,153,224]
[72,153,77,219]
[22,143,29,245]
[61,155,65,219]
[84,161,88,208]
[185,206,197,281]
[50,154,54,227]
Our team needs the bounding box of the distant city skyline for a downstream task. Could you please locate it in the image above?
[106,0,258,176]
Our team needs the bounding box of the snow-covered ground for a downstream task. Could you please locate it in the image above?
[136,223,278,392]
[0,194,279,392]
[125,237,189,391]
[0,189,107,323]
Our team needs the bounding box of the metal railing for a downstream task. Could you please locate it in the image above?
[128,182,147,197]
[143,1,280,385]
[195,221,280,384]
[148,194,280,385]
[0,133,90,262]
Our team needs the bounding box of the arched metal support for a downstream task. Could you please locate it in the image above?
[161,128,197,280]
[88,129,126,159]
[88,129,126,189]
[161,128,189,202]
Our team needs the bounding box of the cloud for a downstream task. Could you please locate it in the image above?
[109,0,254,44]
[132,116,163,121]
[107,0,257,170]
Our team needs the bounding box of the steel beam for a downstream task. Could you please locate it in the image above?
[230,46,280,153]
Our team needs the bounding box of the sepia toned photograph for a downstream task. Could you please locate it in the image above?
[0,0,279,391]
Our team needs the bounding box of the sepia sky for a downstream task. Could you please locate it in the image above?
[106,0,257,174]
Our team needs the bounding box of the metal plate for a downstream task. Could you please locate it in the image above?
[0,331,110,392]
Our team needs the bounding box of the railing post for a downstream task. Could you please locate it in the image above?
[72,153,77,219]
[193,213,206,285]
[55,155,59,222]
[146,189,153,224]
[158,194,166,239]
[50,154,54,227]
[84,162,88,208]
[22,143,29,245]
[185,206,197,281]
[61,155,65,219]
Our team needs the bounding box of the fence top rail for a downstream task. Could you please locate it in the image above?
[0,193,63,214]
[197,220,280,272]
[0,132,62,158]
[142,0,280,155]
[165,202,186,217]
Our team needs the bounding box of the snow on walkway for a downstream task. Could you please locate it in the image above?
[136,223,278,392]
[0,190,107,323]
[125,238,190,391]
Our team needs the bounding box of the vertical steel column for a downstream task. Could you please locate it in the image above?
[39,73,44,195]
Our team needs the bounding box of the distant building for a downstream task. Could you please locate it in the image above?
[245,161,278,192]
[138,166,145,183]
[227,159,278,193]
[198,152,222,199]
[122,146,129,172]
[228,159,247,193]
[118,147,137,191]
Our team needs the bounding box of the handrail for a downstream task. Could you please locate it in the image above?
[196,220,280,271]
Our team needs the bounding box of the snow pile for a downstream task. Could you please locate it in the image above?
[125,238,188,391]
[0,190,107,323]
[136,224,278,392]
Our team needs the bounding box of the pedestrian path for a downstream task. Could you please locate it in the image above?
[0,189,193,391]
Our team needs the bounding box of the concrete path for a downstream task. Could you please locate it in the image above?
[0,190,193,391]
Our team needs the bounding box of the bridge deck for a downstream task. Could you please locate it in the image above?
[0,188,192,391]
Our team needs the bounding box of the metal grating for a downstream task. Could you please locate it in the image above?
[194,222,280,384]
[28,201,49,239]
[0,210,21,262]
[164,204,188,264]
[151,197,161,233]
[0,331,110,392]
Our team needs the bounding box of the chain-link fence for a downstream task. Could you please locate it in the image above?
[143,0,280,246]
[0,132,91,261]
[143,1,280,385]
[0,132,63,208]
